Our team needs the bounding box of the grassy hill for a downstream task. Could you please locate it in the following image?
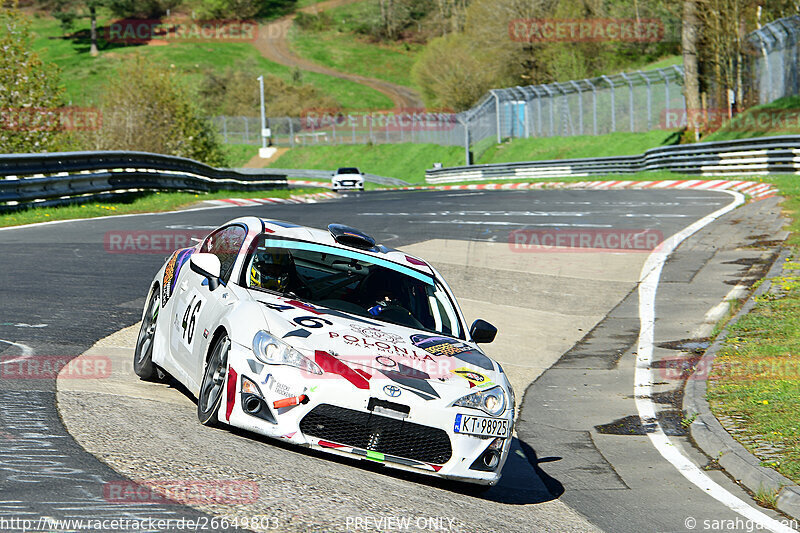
[27,11,391,110]
[703,95,800,142]
[288,1,422,92]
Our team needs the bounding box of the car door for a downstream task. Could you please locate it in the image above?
[169,224,248,388]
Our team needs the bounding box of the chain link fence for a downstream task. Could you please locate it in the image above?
[748,15,800,105]
[211,67,686,158]
[210,114,467,148]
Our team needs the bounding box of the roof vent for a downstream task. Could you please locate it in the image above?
[328,224,376,250]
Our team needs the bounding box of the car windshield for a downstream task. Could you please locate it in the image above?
[337,167,359,174]
[243,236,463,338]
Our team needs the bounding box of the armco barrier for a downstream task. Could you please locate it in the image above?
[425,135,800,183]
[0,151,287,211]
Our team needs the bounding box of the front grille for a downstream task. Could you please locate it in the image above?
[300,404,452,464]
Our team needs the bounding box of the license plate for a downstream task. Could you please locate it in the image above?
[454,414,509,437]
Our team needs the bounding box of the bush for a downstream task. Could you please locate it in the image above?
[0,3,72,153]
[294,12,332,32]
[190,0,263,20]
[198,66,339,117]
[411,33,500,111]
[91,57,227,166]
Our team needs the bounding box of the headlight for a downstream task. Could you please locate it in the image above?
[252,331,323,375]
[450,386,507,417]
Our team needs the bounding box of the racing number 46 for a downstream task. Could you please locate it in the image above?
[182,295,202,345]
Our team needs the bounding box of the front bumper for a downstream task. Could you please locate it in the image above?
[220,342,513,485]
[332,179,364,190]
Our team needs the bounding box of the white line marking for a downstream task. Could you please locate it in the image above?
[635,190,795,532]
[0,339,34,365]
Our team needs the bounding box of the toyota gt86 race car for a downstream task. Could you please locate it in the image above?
[134,218,514,485]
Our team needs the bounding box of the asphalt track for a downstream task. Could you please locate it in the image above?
[0,189,791,532]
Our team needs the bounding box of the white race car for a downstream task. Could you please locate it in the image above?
[331,167,365,191]
[134,218,514,485]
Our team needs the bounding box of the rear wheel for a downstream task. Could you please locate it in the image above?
[198,333,230,426]
[133,287,160,380]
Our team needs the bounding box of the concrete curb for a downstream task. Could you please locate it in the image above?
[683,246,800,519]
[377,179,779,199]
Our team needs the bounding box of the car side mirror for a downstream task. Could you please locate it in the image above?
[190,253,221,291]
[470,319,497,344]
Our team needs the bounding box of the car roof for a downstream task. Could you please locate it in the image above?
[228,216,434,277]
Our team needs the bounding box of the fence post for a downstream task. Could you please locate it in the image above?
[492,90,501,143]
[542,85,555,137]
[222,116,228,143]
[620,73,635,132]
[601,75,616,133]
[584,79,598,135]
[461,115,470,166]
[658,69,671,120]
[289,118,294,147]
[244,117,249,144]
[352,116,356,143]
[535,88,543,136]
[570,80,584,135]
[638,71,652,130]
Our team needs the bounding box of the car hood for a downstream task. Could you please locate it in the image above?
[252,293,501,396]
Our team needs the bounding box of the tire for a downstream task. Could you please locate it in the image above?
[133,287,160,380]
[197,333,230,426]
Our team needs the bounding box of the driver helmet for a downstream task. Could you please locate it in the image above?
[250,248,292,292]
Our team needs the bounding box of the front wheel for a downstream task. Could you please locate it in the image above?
[197,333,230,426]
[133,287,160,380]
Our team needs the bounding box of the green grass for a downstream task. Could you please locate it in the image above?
[703,95,800,142]
[288,2,422,92]
[636,55,682,72]
[479,131,679,164]
[0,187,325,228]
[222,144,258,167]
[267,130,678,183]
[704,172,800,484]
[267,143,465,183]
[28,13,391,110]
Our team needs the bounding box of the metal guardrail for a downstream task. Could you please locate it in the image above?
[0,151,411,211]
[0,152,288,212]
[425,135,800,183]
[0,151,283,212]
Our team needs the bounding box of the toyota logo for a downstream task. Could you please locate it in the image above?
[383,385,401,398]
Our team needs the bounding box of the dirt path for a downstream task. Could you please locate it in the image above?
[243,146,289,168]
[254,0,424,109]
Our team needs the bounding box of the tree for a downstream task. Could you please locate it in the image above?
[682,0,701,139]
[412,33,500,110]
[53,0,106,56]
[90,57,227,166]
[0,2,70,153]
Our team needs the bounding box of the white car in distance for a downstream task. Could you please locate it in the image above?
[332,167,365,192]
